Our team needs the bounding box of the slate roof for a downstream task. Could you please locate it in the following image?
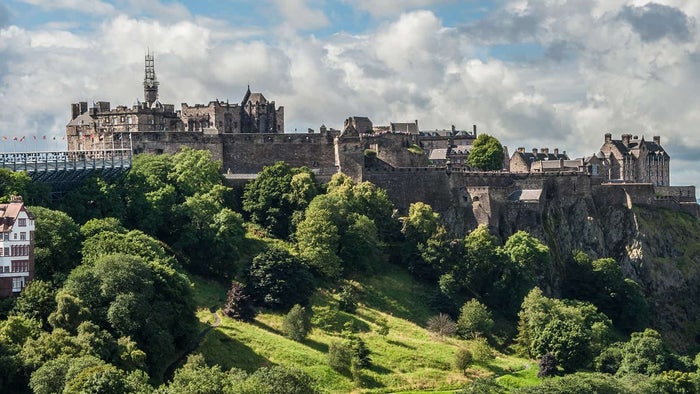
[508,189,542,202]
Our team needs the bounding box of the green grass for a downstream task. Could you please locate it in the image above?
[193,264,537,393]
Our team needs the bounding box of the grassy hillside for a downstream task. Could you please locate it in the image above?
[190,265,538,393]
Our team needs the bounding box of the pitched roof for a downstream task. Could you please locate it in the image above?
[0,198,32,233]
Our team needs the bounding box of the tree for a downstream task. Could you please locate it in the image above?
[242,365,319,394]
[328,341,352,372]
[456,299,494,339]
[531,319,590,372]
[617,329,669,376]
[246,247,314,310]
[160,353,227,394]
[29,206,82,282]
[467,133,504,171]
[242,162,318,239]
[295,208,342,278]
[80,217,126,239]
[538,353,558,378]
[81,229,175,267]
[58,175,126,224]
[223,281,256,322]
[282,305,311,342]
[48,292,90,333]
[11,279,56,325]
[502,230,550,292]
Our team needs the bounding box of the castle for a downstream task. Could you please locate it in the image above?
[66,52,283,152]
[65,54,696,231]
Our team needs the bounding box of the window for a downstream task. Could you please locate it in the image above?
[3,233,8,241]
[4,247,8,256]
[19,232,25,241]
[13,233,16,240]
[12,277,23,292]
[17,219,25,227]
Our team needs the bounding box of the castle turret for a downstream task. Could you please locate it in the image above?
[144,51,159,107]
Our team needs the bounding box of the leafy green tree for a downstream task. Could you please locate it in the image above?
[168,148,223,197]
[81,229,176,267]
[339,214,381,273]
[295,208,342,278]
[20,328,85,370]
[29,356,71,394]
[121,153,176,235]
[456,299,494,339]
[48,292,90,333]
[80,217,126,239]
[160,353,227,394]
[617,329,669,376]
[29,206,82,282]
[503,230,550,288]
[246,247,314,310]
[531,319,591,372]
[11,279,56,325]
[62,254,197,376]
[0,169,47,204]
[467,134,505,171]
[401,202,440,245]
[282,304,311,342]
[243,162,318,239]
[175,186,245,278]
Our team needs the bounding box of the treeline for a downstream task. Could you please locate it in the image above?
[0,153,697,393]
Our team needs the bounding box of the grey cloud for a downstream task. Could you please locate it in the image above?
[544,40,580,62]
[459,11,539,43]
[619,3,694,42]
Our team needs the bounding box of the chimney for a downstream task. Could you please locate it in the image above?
[605,133,612,143]
[473,124,477,136]
[532,148,538,155]
[541,147,549,155]
[621,134,631,147]
[518,147,525,153]
[451,125,456,133]
[554,148,559,156]
[71,103,80,120]
[653,136,660,145]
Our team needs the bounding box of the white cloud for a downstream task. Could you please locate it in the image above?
[271,0,329,31]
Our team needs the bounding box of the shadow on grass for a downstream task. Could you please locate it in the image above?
[387,339,416,350]
[201,329,272,373]
[359,371,384,389]
[303,337,329,354]
[251,319,284,336]
[368,362,393,375]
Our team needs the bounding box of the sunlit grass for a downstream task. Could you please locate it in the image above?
[192,264,537,393]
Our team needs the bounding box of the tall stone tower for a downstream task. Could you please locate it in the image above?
[143,51,159,107]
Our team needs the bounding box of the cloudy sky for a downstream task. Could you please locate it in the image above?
[1,0,699,185]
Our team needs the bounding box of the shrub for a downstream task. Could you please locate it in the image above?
[328,341,352,372]
[538,353,558,378]
[469,337,494,363]
[351,337,371,369]
[457,299,494,339]
[454,348,473,374]
[427,313,456,337]
[247,247,314,310]
[375,316,389,336]
[338,284,359,313]
[282,305,311,342]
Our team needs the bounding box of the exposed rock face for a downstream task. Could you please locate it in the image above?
[491,181,700,350]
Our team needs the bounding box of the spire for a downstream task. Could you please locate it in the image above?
[144,49,159,106]
[241,84,252,106]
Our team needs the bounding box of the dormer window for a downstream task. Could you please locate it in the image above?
[18,218,26,227]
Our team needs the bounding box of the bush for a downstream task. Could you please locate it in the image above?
[469,337,494,363]
[351,337,371,369]
[538,353,558,378]
[282,305,311,342]
[427,313,456,337]
[594,345,623,374]
[457,299,494,339]
[247,247,314,310]
[338,284,359,313]
[454,348,473,374]
[375,316,389,336]
[328,341,352,372]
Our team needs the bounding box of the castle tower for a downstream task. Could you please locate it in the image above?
[144,51,159,107]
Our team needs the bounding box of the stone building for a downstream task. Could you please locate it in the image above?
[510,147,570,173]
[598,133,670,186]
[0,196,34,297]
[67,53,283,151]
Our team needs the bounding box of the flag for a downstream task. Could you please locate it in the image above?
[19,137,24,142]
[32,136,36,140]
[42,136,46,140]
[12,137,17,141]
[52,136,56,140]
[2,136,6,141]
